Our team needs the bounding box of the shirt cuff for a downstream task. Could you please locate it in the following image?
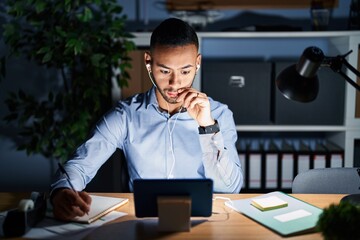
[199,131,224,153]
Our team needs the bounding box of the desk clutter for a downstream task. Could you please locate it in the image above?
[237,138,344,193]
[1,193,128,238]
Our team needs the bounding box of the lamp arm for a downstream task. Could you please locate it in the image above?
[337,70,360,91]
[323,52,360,91]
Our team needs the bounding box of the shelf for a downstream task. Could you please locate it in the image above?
[133,31,360,40]
[199,31,360,38]
[236,125,349,132]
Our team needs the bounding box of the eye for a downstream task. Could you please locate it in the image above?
[160,69,170,74]
[181,70,191,75]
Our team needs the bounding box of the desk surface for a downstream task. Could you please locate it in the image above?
[0,192,344,240]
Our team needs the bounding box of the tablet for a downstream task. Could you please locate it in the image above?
[133,178,213,218]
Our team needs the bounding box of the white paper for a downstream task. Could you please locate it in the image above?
[274,209,312,222]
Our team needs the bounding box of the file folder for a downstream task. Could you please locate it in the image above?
[280,140,295,189]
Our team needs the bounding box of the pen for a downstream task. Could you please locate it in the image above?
[58,163,78,195]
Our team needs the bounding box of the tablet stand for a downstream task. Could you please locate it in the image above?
[157,196,191,232]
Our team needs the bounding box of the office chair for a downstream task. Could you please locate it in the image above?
[292,168,360,194]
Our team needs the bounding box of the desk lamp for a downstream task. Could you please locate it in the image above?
[276,46,360,102]
[276,46,360,205]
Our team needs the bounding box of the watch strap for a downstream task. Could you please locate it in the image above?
[198,120,220,134]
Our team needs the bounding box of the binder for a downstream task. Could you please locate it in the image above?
[264,140,279,189]
[237,139,247,185]
[311,141,327,169]
[323,141,344,168]
[280,140,295,189]
[295,140,311,175]
[247,139,262,189]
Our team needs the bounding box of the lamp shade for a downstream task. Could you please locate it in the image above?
[276,46,324,102]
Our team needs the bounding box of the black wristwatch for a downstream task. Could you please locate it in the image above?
[198,120,220,134]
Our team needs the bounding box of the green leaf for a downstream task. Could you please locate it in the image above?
[3,24,16,40]
[66,39,84,55]
[55,26,67,38]
[83,7,93,22]
[35,0,46,13]
[42,51,52,63]
[91,54,105,67]
[77,6,93,22]
[36,46,50,55]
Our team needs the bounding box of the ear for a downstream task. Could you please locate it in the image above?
[196,54,202,72]
[144,51,152,72]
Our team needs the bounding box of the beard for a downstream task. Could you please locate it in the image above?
[158,88,178,104]
[155,75,196,105]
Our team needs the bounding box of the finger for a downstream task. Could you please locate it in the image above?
[182,91,199,108]
[176,87,193,102]
[79,191,92,205]
[74,192,91,214]
[71,205,88,217]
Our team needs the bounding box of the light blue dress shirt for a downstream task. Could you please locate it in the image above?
[51,87,243,193]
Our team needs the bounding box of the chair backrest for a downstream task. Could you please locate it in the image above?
[292,167,360,194]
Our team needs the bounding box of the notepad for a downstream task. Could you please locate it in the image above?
[73,195,128,224]
[251,196,288,211]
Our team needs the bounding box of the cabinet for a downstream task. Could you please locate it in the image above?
[131,31,360,170]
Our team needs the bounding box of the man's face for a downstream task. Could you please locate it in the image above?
[146,44,200,104]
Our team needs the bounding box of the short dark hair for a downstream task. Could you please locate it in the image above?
[150,18,199,52]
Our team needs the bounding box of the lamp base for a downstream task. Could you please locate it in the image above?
[340,194,360,206]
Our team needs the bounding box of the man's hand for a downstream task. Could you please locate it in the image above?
[52,188,92,221]
[177,88,215,127]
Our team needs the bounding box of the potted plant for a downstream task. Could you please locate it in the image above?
[316,201,360,240]
[1,0,135,162]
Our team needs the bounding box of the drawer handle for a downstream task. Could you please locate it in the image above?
[229,76,245,88]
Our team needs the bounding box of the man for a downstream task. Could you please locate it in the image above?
[51,18,243,221]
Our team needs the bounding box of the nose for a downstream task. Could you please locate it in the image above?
[168,72,181,86]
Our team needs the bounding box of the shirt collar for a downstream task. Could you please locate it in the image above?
[147,86,158,109]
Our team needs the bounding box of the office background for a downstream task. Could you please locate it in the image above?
[0,0,357,192]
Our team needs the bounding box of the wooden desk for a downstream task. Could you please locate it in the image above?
[0,192,344,240]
